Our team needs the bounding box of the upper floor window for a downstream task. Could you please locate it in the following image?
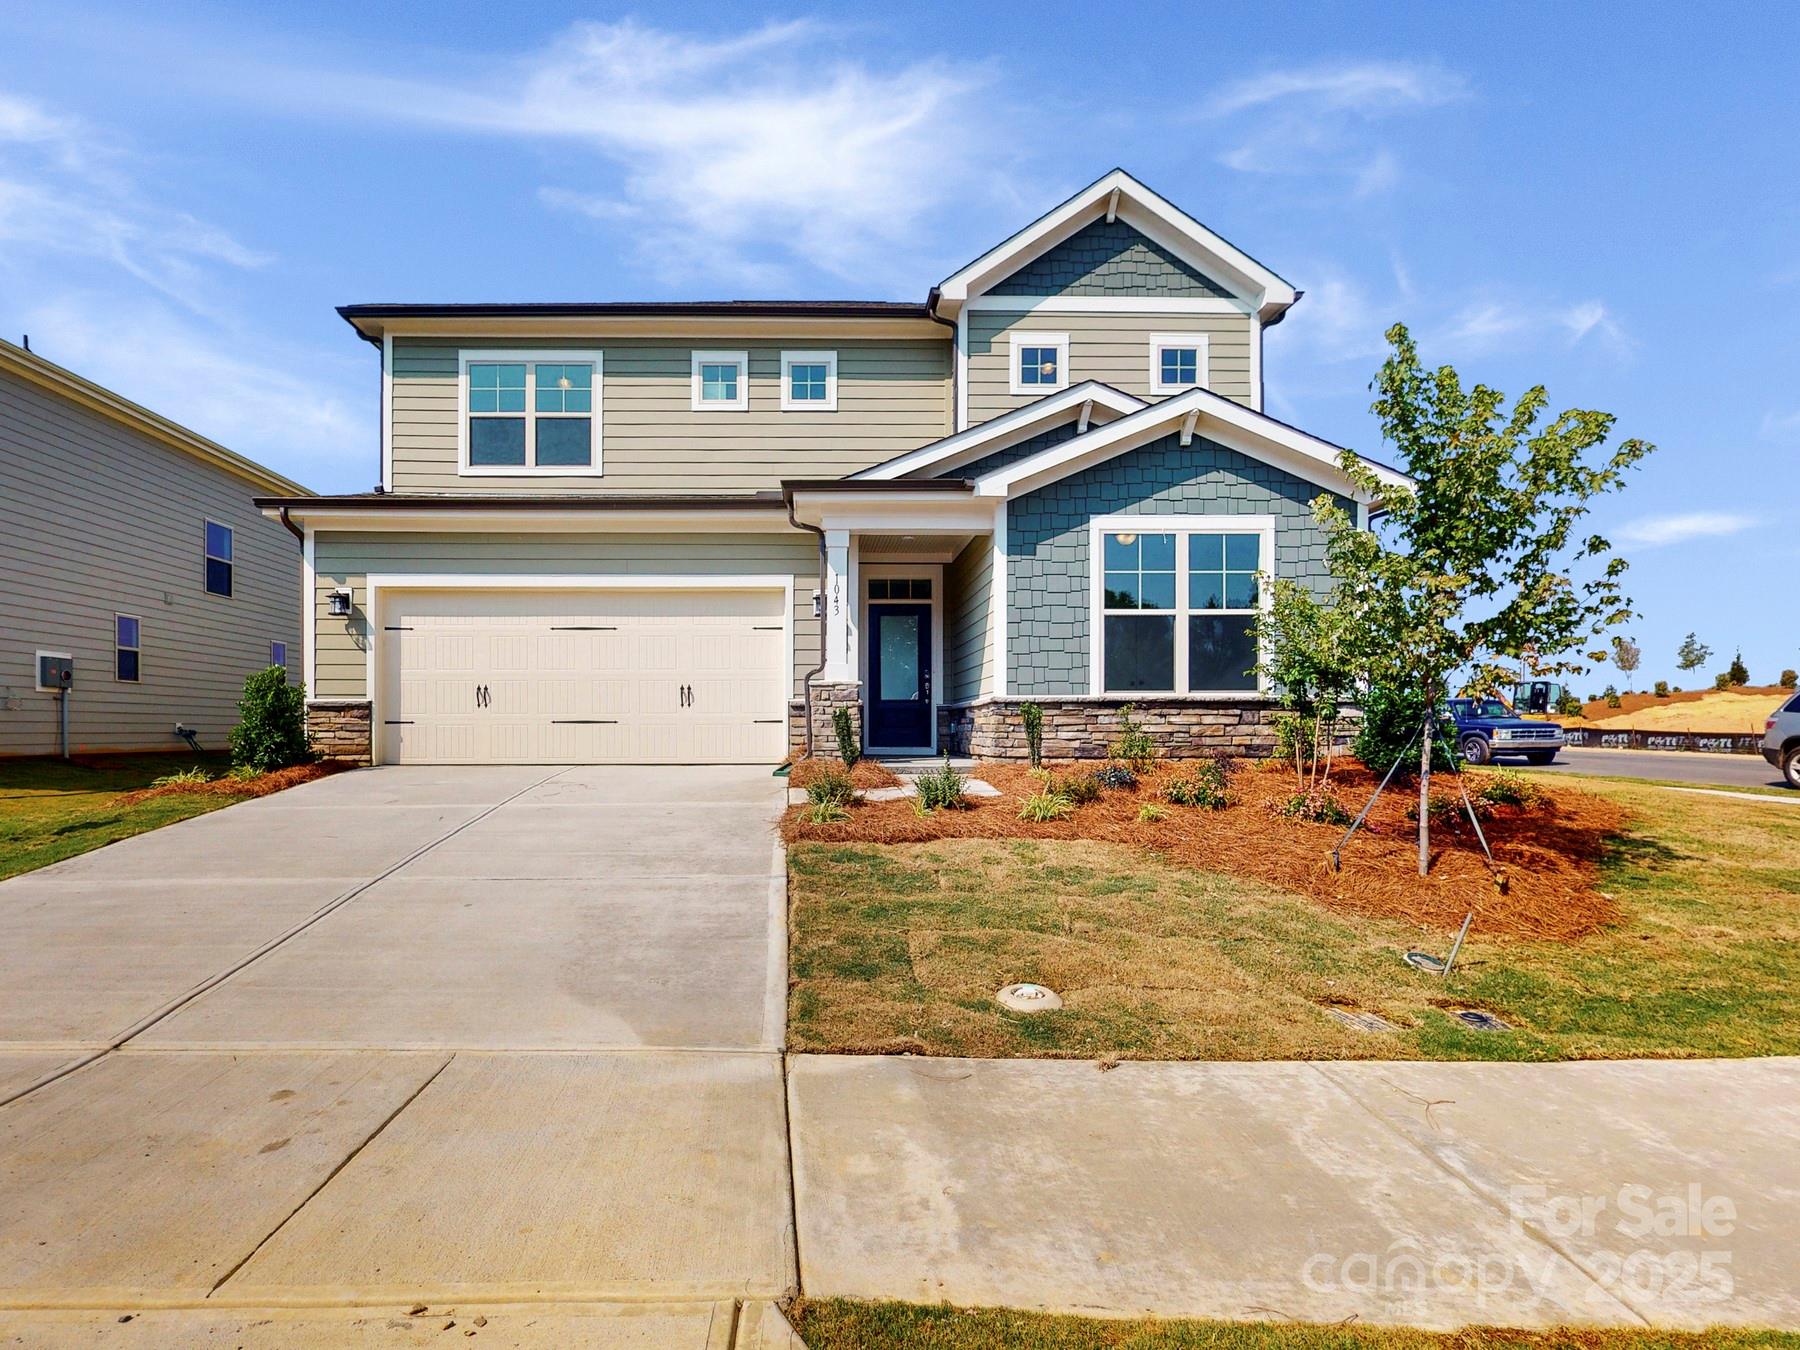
[692,350,749,411]
[1093,517,1269,695]
[116,614,141,682]
[1009,331,1069,396]
[781,350,838,411]
[270,640,288,670]
[204,521,233,597]
[1149,334,1210,394]
[462,352,600,473]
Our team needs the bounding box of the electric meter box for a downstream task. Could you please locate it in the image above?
[38,654,73,689]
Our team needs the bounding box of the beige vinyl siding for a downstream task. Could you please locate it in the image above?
[943,537,993,703]
[391,338,952,494]
[311,529,820,700]
[0,370,300,756]
[966,310,1253,424]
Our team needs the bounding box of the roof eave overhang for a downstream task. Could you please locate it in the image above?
[340,305,947,344]
[257,493,795,533]
[782,479,993,532]
[853,381,1147,481]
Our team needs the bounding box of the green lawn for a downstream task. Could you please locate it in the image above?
[0,753,243,881]
[787,778,1800,1062]
[790,1299,1800,1349]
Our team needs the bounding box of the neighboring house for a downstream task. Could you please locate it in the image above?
[0,339,308,757]
[260,169,1405,766]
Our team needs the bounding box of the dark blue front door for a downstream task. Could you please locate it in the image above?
[867,603,931,749]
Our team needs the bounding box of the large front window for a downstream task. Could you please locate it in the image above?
[1096,520,1267,693]
[464,353,599,472]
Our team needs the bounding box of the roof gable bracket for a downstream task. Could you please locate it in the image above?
[1178,409,1200,448]
[1078,399,1094,434]
[1104,187,1120,224]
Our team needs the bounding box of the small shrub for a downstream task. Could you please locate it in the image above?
[807,800,850,825]
[1018,791,1074,822]
[1782,669,1797,690]
[913,756,967,812]
[1020,701,1044,769]
[1277,789,1352,825]
[1474,768,1544,808]
[1410,792,1493,830]
[1714,672,1733,691]
[150,766,212,788]
[229,764,261,781]
[1727,650,1749,686]
[806,765,855,810]
[1091,762,1138,790]
[1602,684,1620,709]
[229,667,310,773]
[1060,773,1103,806]
[1164,758,1230,809]
[1272,712,1318,768]
[1556,693,1584,717]
[1352,686,1456,779]
[1109,704,1156,773]
[1136,803,1167,823]
[831,705,860,767]
[1652,680,1669,698]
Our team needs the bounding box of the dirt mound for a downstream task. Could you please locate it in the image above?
[782,758,1628,942]
[787,756,903,790]
[114,760,346,805]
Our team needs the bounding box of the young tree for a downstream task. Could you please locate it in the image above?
[1675,632,1711,673]
[1319,325,1652,875]
[1610,635,1642,691]
[1726,650,1749,686]
[1254,578,1356,793]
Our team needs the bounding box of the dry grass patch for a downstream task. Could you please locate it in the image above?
[790,1297,1800,1350]
[787,777,1800,1063]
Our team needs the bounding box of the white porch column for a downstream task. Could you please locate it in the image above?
[821,528,854,682]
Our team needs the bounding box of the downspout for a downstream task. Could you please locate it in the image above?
[276,505,304,545]
[785,490,827,758]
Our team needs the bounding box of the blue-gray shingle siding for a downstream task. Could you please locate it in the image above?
[935,421,1081,481]
[988,219,1231,298]
[1005,433,1349,695]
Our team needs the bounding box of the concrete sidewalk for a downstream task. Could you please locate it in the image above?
[788,1054,1800,1331]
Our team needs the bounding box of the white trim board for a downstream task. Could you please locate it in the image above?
[963,295,1250,315]
[855,380,1145,481]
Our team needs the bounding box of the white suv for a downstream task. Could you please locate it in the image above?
[1763,691,1800,788]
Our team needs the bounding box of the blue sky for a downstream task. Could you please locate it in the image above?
[2,2,1794,687]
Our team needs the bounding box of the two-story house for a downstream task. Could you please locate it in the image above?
[1,339,306,757]
[259,170,1405,766]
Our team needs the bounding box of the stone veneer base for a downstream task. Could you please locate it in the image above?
[305,699,373,766]
[949,695,1282,761]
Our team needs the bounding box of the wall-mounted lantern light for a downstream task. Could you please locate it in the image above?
[328,588,353,617]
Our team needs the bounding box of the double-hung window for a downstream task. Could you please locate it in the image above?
[463,352,600,472]
[691,350,750,411]
[1094,516,1270,694]
[204,521,233,597]
[270,641,288,670]
[1149,333,1209,393]
[780,350,837,411]
[115,615,141,682]
[1009,331,1069,395]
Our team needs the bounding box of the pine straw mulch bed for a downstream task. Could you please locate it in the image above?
[782,758,1629,942]
[787,756,904,790]
[113,759,349,805]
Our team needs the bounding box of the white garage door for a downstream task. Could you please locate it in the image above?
[377,588,789,764]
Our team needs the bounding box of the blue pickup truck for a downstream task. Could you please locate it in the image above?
[1445,697,1566,765]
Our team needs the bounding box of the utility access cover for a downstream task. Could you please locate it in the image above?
[1451,1008,1509,1032]
[996,983,1063,1013]
[1325,1006,1399,1034]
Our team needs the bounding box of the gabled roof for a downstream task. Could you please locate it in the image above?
[932,169,1300,322]
[0,338,310,496]
[970,384,1411,504]
[852,381,1146,481]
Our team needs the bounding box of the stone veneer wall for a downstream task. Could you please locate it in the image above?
[801,682,862,758]
[306,699,372,766]
[958,696,1280,761]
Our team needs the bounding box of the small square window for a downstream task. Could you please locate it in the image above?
[1151,334,1210,393]
[1019,346,1058,386]
[204,522,233,597]
[781,351,838,411]
[1010,333,1069,396]
[270,641,287,669]
[692,351,750,410]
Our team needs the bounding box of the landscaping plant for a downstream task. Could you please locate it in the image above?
[1091,762,1138,790]
[1108,704,1156,773]
[1783,669,1797,690]
[913,756,967,812]
[806,764,856,811]
[1676,631,1712,675]
[1163,759,1230,809]
[831,705,860,768]
[1350,684,1458,779]
[1020,701,1044,769]
[149,766,213,788]
[1726,650,1749,686]
[1277,788,1353,825]
[1135,803,1167,823]
[1255,578,1354,794]
[1318,324,1651,873]
[228,666,311,773]
[1017,789,1074,822]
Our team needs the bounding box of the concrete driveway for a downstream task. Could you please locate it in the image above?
[0,765,796,1340]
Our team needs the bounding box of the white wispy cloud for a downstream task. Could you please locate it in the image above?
[1759,407,1800,437]
[1438,295,1630,354]
[1204,59,1467,197]
[226,19,997,288]
[1613,512,1757,548]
